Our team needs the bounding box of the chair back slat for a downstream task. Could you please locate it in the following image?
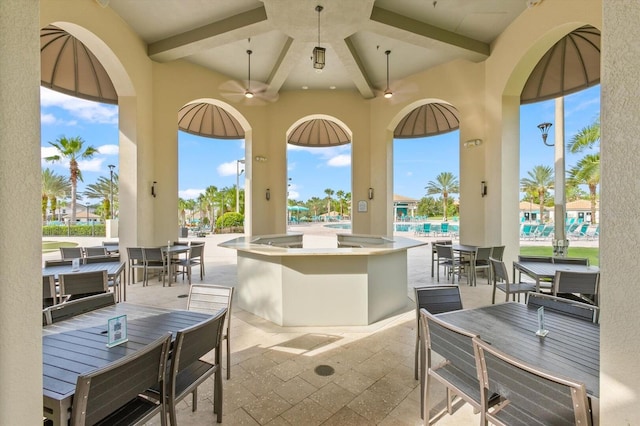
[553,257,589,266]
[188,285,233,314]
[553,271,600,296]
[517,255,553,263]
[473,336,591,426]
[85,246,108,257]
[47,293,116,324]
[83,255,120,264]
[424,312,477,378]
[143,247,165,263]
[127,247,144,262]
[475,247,492,262]
[59,270,108,300]
[172,310,226,373]
[415,285,462,315]
[491,245,505,261]
[71,333,171,426]
[490,258,509,282]
[435,244,454,260]
[527,292,598,322]
[43,275,56,301]
[60,247,84,260]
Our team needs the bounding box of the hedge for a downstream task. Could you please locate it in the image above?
[42,224,106,237]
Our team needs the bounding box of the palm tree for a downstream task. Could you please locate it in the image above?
[44,136,99,223]
[425,172,459,221]
[324,188,334,215]
[203,185,218,225]
[520,165,554,223]
[344,192,352,218]
[568,154,600,224]
[84,173,119,219]
[568,118,600,153]
[307,197,323,217]
[336,190,345,216]
[178,198,188,226]
[42,168,70,223]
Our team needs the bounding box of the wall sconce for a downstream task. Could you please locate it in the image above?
[266,188,270,201]
[464,139,483,148]
[368,187,374,200]
[151,181,157,198]
[254,155,267,162]
[481,181,487,197]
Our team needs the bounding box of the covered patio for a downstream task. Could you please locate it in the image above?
[1,0,638,423]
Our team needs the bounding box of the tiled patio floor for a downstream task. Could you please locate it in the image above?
[44,225,590,425]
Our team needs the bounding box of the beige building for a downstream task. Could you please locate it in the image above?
[1,0,638,423]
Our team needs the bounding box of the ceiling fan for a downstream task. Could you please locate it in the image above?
[373,49,417,104]
[219,49,278,106]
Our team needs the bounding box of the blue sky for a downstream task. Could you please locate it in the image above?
[40,85,600,202]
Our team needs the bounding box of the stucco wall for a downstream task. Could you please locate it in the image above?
[0,1,42,423]
[601,1,640,422]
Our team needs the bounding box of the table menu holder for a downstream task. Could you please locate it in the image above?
[107,314,128,347]
[71,258,80,272]
[536,306,549,337]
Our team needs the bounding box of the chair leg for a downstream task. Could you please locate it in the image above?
[192,388,197,412]
[226,336,231,380]
[215,368,223,422]
[414,329,420,380]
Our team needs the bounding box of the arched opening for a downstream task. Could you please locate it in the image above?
[177,100,251,236]
[285,115,352,235]
[39,23,132,239]
[391,101,461,236]
[516,25,600,258]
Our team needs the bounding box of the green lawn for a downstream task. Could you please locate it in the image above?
[42,241,78,253]
[520,246,599,266]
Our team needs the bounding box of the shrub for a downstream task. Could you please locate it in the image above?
[42,224,106,237]
[216,212,244,229]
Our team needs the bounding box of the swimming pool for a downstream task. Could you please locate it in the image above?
[324,223,414,232]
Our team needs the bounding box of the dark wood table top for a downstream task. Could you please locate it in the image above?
[514,261,600,279]
[42,261,126,279]
[42,303,214,425]
[436,302,599,398]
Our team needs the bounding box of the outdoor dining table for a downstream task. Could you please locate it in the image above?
[43,260,127,301]
[162,244,191,284]
[435,302,599,421]
[513,261,600,292]
[452,244,478,286]
[42,302,216,426]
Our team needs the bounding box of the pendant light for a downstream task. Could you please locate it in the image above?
[244,49,254,98]
[312,5,325,72]
[384,50,393,99]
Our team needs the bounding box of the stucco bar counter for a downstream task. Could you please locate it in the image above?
[220,233,427,326]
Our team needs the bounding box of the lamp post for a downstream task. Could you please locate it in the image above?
[236,159,245,213]
[538,99,568,257]
[108,164,115,219]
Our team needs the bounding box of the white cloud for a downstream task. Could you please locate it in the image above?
[406,171,413,176]
[287,190,300,200]
[217,161,243,177]
[98,144,119,155]
[288,162,296,171]
[78,158,104,172]
[40,87,118,124]
[41,113,57,124]
[327,154,351,167]
[179,188,205,199]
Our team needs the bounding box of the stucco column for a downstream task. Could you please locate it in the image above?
[0,1,42,423]
[601,1,640,421]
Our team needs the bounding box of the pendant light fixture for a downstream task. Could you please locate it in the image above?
[384,50,393,99]
[312,5,325,72]
[244,49,254,98]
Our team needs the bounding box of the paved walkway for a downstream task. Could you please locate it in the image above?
[41,224,598,425]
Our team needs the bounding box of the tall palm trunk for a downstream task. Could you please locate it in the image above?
[69,159,78,223]
[589,183,597,224]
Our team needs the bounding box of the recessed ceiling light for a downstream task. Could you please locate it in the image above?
[302,86,308,90]
[329,86,336,90]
